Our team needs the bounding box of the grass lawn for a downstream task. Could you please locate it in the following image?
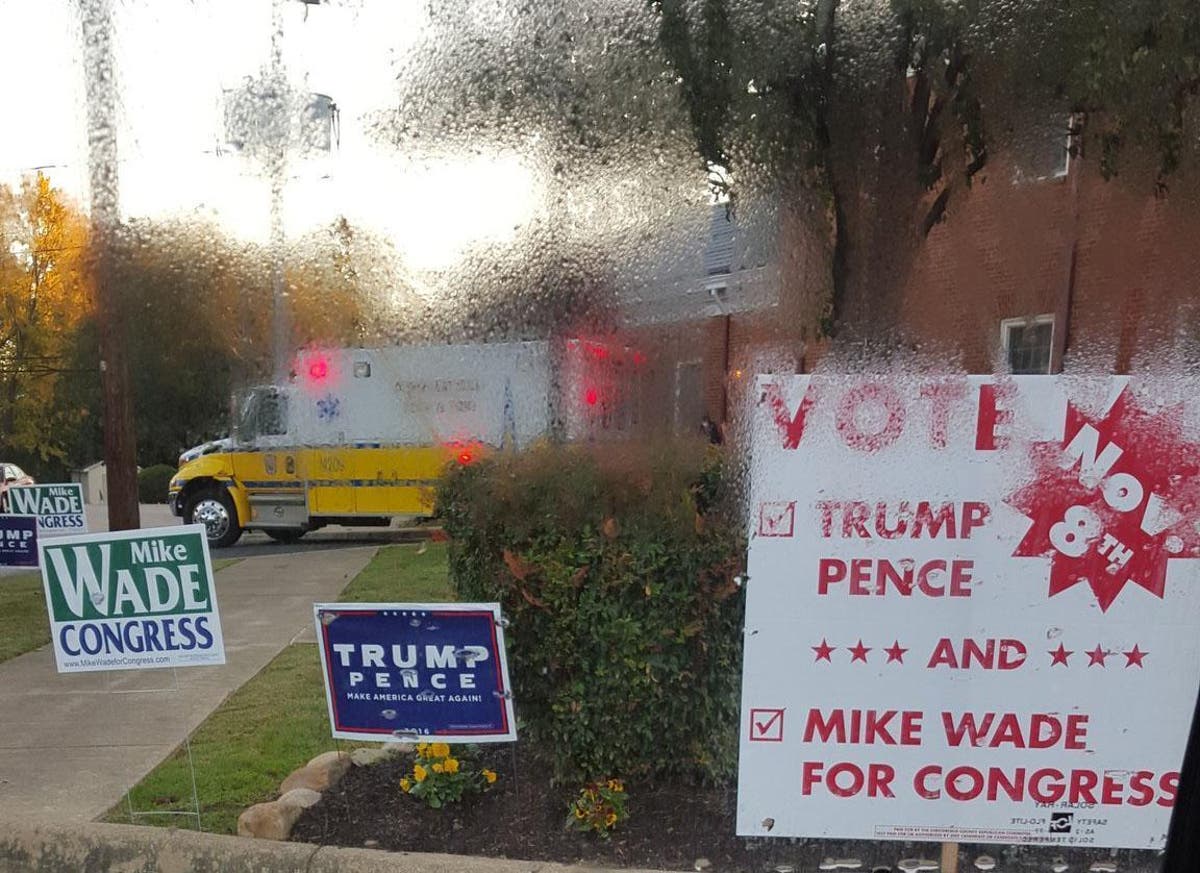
[104,542,452,834]
[0,573,50,664]
[0,558,242,667]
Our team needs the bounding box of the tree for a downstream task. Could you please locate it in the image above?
[287,217,407,349]
[54,218,268,468]
[0,174,92,475]
[648,0,1200,335]
[371,0,1199,343]
[53,215,411,468]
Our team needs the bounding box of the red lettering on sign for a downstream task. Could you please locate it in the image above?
[921,381,967,449]
[818,501,991,540]
[801,761,896,798]
[764,381,818,450]
[927,637,1026,668]
[836,383,906,452]
[940,711,1088,749]
[801,708,924,746]
[975,382,1015,450]
[819,560,975,597]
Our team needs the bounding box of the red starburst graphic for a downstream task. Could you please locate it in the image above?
[1007,386,1200,612]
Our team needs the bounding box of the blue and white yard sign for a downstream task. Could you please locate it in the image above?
[314,602,517,743]
[0,515,38,567]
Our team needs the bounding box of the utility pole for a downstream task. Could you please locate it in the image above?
[80,0,140,531]
[269,0,291,381]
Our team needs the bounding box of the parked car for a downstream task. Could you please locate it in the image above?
[0,462,35,512]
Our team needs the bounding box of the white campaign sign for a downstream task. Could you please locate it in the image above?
[738,375,1200,849]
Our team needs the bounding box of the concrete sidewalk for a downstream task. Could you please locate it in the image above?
[0,546,377,821]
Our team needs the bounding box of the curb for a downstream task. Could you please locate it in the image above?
[0,817,671,873]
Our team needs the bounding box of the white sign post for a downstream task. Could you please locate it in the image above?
[738,375,1200,850]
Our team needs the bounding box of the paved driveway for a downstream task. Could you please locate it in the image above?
[0,546,376,821]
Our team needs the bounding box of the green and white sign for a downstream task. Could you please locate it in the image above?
[39,524,225,673]
[6,483,87,535]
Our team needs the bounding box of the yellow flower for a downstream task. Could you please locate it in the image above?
[574,806,586,819]
[443,757,460,774]
[400,777,411,792]
[430,742,451,759]
[416,742,429,756]
[607,778,624,792]
[432,762,444,774]
[413,764,428,783]
[605,812,618,827]
[482,769,497,784]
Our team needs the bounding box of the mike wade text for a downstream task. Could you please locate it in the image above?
[798,707,1178,807]
[45,537,216,658]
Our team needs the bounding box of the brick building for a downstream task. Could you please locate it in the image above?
[610,142,1200,440]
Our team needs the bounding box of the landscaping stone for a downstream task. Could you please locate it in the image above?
[350,743,411,767]
[238,800,305,841]
[241,751,354,841]
[280,751,351,794]
[277,788,322,811]
[308,750,353,771]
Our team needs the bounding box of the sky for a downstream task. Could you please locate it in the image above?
[0,0,543,271]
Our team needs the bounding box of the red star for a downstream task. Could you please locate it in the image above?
[1086,645,1110,667]
[1048,643,1073,666]
[812,639,835,662]
[884,641,908,664]
[1123,644,1148,668]
[848,639,871,663]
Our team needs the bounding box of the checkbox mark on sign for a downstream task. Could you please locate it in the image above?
[758,502,796,538]
[749,708,785,742]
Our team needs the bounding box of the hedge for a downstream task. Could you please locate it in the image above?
[436,441,746,784]
[137,464,176,504]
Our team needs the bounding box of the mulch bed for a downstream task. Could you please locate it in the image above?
[291,744,1159,872]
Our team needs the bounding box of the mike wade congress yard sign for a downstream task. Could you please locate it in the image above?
[6,483,86,535]
[40,525,225,673]
[315,603,516,743]
[738,375,1200,850]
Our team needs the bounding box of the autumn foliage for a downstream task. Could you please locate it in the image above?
[0,173,404,478]
[0,174,92,471]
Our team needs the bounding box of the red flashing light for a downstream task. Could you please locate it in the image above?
[308,357,330,382]
[584,387,599,406]
[457,451,473,465]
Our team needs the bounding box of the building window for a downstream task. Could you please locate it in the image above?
[1011,113,1074,184]
[1001,315,1054,374]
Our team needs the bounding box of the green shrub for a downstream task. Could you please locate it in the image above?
[436,441,746,785]
[137,464,176,504]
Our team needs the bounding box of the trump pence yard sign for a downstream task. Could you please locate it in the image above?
[315,602,517,744]
[40,525,225,673]
[738,376,1200,850]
